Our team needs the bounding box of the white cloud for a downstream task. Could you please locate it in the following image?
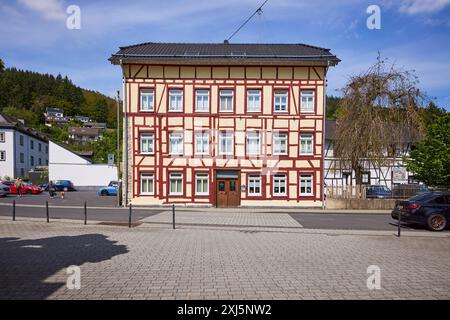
[18,0,66,21]
[398,0,450,14]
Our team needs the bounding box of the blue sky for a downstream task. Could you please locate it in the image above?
[1,0,450,109]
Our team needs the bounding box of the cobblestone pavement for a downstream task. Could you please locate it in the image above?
[0,219,449,300]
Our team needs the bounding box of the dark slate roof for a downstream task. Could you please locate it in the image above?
[110,42,340,65]
[0,114,48,143]
[68,127,100,136]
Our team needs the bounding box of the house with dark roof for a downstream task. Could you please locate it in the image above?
[68,127,103,145]
[0,114,49,179]
[324,120,417,190]
[110,42,339,207]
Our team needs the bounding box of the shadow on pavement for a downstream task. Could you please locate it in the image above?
[0,234,128,299]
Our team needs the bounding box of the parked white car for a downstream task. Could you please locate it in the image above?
[0,183,11,197]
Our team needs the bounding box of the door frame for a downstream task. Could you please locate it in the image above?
[214,170,241,208]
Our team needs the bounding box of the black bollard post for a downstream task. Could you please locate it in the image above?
[13,200,16,221]
[128,203,132,228]
[46,201,49,223]
[172,204,175,230]
[397,210,401,237]
[84,201,87,225]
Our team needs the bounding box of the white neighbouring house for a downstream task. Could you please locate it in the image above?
[48,141,118,189]
[0,114,49,179]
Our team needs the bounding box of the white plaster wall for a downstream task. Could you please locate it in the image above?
[0,129,15,178]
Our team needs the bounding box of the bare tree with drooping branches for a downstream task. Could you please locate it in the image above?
[334,55,426,185]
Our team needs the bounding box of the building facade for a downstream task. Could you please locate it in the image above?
[0,114,49,179]
[110,43,339,207]
[324,120,416,190]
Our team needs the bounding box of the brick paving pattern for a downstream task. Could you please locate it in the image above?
[0,219,449,300]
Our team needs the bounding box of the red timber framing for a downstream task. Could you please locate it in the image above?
[127,64,325,206]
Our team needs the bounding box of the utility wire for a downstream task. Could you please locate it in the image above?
[225,0,270,43]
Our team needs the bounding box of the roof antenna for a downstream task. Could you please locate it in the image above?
[224,0,269,43]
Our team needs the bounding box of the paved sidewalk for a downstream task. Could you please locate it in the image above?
[0,219,449,300]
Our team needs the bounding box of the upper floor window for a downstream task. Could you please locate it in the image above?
[195,89,209,112]
[301,90,315,113]
[20,152,24,163]
[30,140,34,150]
[45,145,48,154]
[246,132,261,155]
[219,90,234,112]
[273,133,288,155]
[0,132,5,143]
[38,158,42,165]
[30,156,34,166]
[194,132,209,155]
[168,89,183,112]
[169,132,183,155]
[299,174,313,196]
[38,143,42,152]
[299,134,314,155]
[247,89,261,112]
[19,135,24,146]
[0,151,5,161]
[140,88,155,111]
[219,131,234,155]
[140,133,155,154]
[274,90,288,113]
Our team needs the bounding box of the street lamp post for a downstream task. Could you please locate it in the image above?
[116,90,121,207]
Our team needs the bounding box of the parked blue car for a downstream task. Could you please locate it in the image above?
[366,185,392,199]
[53,180,76,191]
[98,181,118,196]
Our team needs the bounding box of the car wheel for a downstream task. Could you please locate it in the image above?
[101,190,108,196]
[427,213,447,231]
[26,189,32,195]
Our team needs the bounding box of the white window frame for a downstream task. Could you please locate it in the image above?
[195,89,210,112]
[273,174,287,196]
[194,132,209,155]
[140,133,155,154]
[218,131,234,155]
[195,173,209,196]
[299,174,313,196]
[246,132,261,156]
[169,172,183,195]
[274,90,288,113]
[140,173,154,195]
[273,133,288,155]
[299,134,314,155]
[301,90,315,113]
[248,175,262,196]
[169,132,184,155]
[219,89,234,112]
[0,151,5,161]
[168,89,183,112]
[247,89,261,112]
[140,88,155,111]
[0,132,5,143]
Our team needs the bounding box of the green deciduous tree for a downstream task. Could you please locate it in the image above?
[405,114,450,188]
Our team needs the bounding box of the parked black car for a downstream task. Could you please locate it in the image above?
[391,192,450,231]
[366,185,392,199]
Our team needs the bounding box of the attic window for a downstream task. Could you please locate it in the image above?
[229,51,247,57]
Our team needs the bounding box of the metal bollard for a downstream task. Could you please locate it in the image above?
[397,211,401,237]
[12,200,16,221]
[128,203,132,228]
[46,201,49,223]
[84,201,87,225]
[172,204,175,230]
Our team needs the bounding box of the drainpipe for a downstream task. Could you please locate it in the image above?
[120,59,129,206]
[322,62,330,210]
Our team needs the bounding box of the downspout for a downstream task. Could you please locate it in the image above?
[322,61,330,210]
[120,59,129,206]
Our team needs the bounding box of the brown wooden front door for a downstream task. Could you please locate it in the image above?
[216,179,240,208]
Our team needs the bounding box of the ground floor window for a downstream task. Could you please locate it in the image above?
[195,173,209,195]
[0,150,5,161]
[169,172,183,195]
[300,174,313,196]
[248,175,262,196]
[273,174,287,196]
[140,173,154,195]
[361,172,370,184]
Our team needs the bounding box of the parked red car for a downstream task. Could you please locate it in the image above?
[1,181,43,195]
